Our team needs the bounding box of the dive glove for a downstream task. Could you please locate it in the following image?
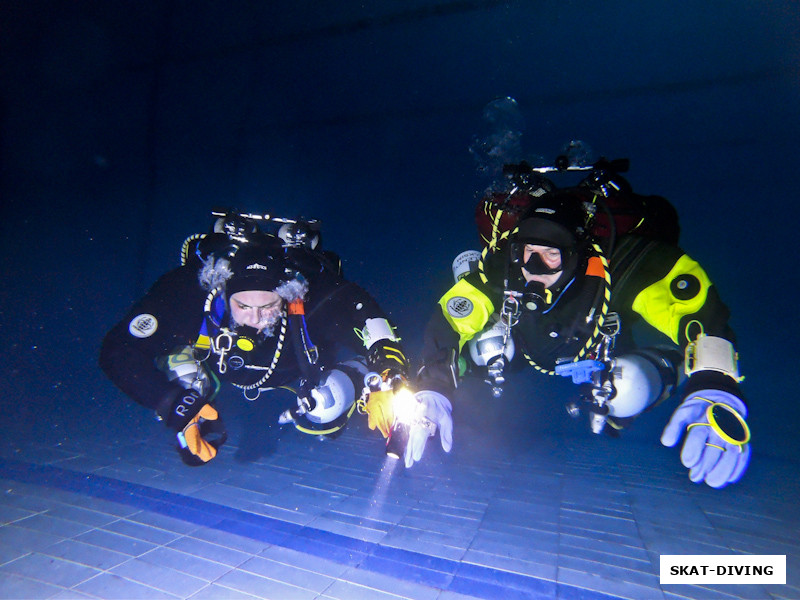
[361,369,407,438]
[161,388,227,466]
[404,390,453,468]
[364,389,394,438]
[661,389,750,488]
[177,404,227,466]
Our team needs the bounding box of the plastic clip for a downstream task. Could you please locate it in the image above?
[555,360,604,384]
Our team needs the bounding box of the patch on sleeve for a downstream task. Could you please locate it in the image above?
[446,296,474,318]
[129,314,158,338]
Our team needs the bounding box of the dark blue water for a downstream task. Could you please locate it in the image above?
[1,1,797,469]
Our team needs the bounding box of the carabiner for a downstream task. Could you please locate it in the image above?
[213,330,234,374]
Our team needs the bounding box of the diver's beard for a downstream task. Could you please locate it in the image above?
[232,311,282,338]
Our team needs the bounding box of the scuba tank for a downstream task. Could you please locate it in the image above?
[449,250,517,397]
[474,156,680,261]
[469,314,516,398]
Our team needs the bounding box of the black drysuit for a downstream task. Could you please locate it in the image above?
[100,254,402,415]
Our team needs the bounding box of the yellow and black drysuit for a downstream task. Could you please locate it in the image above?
[418,233,742,413]
[420,176,749,488]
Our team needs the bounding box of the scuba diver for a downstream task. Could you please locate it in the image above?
[100,210,448,467]
[415,157,750,489]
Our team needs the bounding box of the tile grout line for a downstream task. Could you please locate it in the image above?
[1,458,613,599]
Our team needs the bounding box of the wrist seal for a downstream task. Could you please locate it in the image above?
[360,318,400,348]
[685,335,741,382]
[157,387,207,431]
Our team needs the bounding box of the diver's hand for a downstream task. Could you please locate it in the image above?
[162,388,209,431]
[177,404,227,466]
[360,369,408,438]
[363,389,394,438]
[661,389,750,488]
[160,388,227,465]
[404,390,453,468]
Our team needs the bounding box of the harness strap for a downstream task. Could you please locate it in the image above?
[229,315,287,399]
[288,299,323,391]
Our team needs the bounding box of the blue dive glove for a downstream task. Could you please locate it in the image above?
[404,391,453,468]
[661,389,750,488]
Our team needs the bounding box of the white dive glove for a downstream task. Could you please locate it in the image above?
[404,390,453,468]
[661,389,750,489]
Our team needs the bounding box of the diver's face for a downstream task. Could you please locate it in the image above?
[521,244,562,288]
[230,291,284,333]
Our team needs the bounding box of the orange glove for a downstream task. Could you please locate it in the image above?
[177,404,227,465]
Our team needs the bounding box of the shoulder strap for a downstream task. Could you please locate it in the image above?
[286,299,323,388]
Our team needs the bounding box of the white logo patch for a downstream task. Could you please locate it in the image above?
[129,314,158,338]
[446,296,473,318]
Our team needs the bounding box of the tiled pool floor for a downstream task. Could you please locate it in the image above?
[1,409,797,599]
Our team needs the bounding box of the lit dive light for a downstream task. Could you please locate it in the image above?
[385,422,410,460]
[385,387,417,460]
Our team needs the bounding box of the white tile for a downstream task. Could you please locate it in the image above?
[184,525,269,555]
[339,564,441,600]
[0,523,66,553]
[13,513,94,538]
[320,579,409,600]
[2,430,799,600]
[139,546,238,580]
[0,573,68,599]
[465,535,556,566]
[102,517,184,545]
[110,556,209,597]
[258,545,350,579]
[0,505,38,525]
[213,567,319,599]
[381,525,469,558]
[0,552,101,588]
[125,509,200,535]
[238,499,318,525]
[558,565,665,600]
[74,527,159,556]
[187,582,261,599]
[166,534,255,567]
[237,555,337,593]
[461,548,558,580]
[40,539,132,570]
[559,535,651,564]
[74,571,179,599]
[46,503,122,527]
[307,515,388,543]
[558,554,659,588]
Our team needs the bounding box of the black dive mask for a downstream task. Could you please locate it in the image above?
[523,250,564,275]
